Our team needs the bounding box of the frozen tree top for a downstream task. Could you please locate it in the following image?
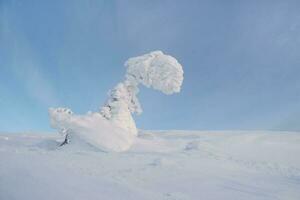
[125,51,184,95]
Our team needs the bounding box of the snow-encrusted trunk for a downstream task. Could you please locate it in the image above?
[100,80,141,136]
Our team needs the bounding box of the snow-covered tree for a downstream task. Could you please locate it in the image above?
[49,51,184,151]
[100,51,184,135]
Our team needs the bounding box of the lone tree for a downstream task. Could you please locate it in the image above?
[49,51,184,151]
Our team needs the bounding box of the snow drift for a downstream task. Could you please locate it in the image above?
[49,51,184,151]
[49,108,134,152]
[1,130,300,200]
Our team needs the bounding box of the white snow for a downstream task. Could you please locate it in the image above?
[49,108,134,152]
[49,51,184,151]
[1,130,299,200]
[125,50,184,95]
[100,50,184,135]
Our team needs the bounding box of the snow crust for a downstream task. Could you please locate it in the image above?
[1,130,300,200]
[49,51,184,151]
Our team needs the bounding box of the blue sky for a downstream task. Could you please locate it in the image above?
[1,0,300,132]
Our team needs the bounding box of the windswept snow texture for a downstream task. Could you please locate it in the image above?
[1,130,300,200]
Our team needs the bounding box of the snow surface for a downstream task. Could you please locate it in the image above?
[1,130,300,200]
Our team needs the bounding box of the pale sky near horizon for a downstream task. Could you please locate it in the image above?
[1,0,300,132]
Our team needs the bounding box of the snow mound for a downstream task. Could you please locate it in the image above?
[49,108,134,152]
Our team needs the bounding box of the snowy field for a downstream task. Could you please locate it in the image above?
[0,130,300,200]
